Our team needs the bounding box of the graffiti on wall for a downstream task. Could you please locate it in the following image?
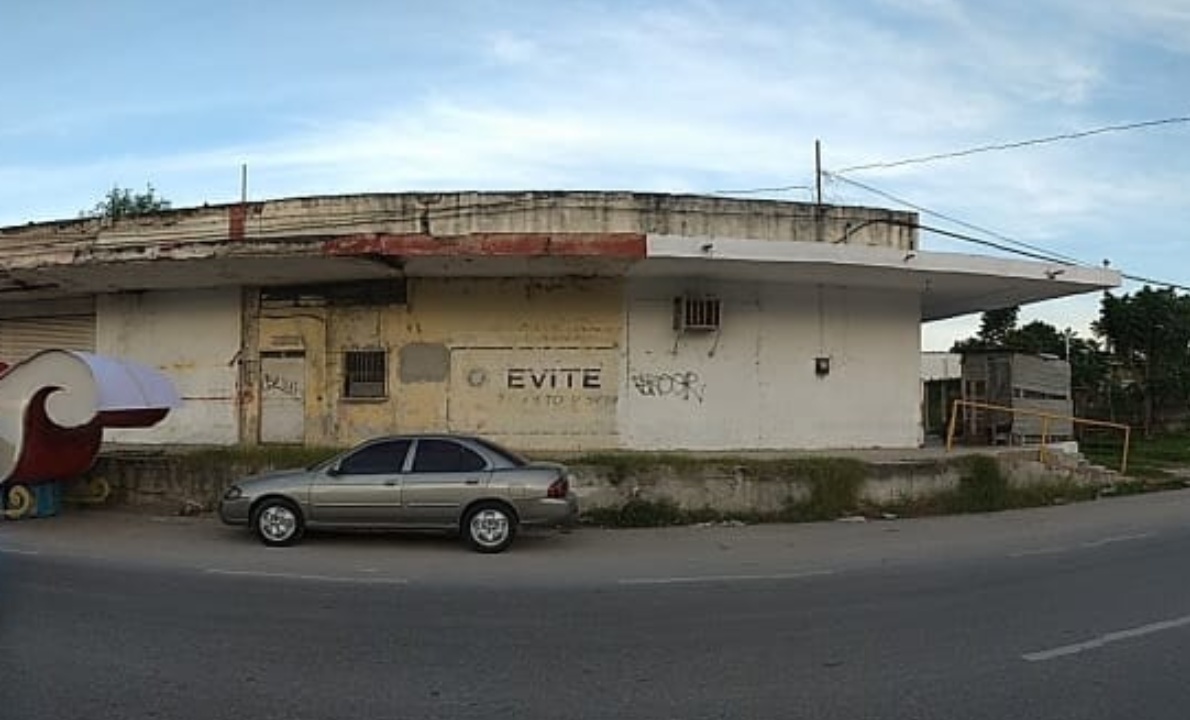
[262,371,301,397]
[631,370,705,403]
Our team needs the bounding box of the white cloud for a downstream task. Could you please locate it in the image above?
[1,0,1185,359]
[488,31,539,65]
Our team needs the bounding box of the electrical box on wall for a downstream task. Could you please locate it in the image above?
[674,295,722,332]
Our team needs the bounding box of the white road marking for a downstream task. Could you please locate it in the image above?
[1009,532,1155,559]
[0,548,40,556]
[204,569,408,585]
[617,570,835,586]
[1008,546,1070,558]
[1023,614,1190,662]
[1080,532,1155,548]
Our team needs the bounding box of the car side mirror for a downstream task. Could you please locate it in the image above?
[326,463,343,477]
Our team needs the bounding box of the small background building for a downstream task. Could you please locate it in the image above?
[920,352,962,440]
[960,351,1074,444]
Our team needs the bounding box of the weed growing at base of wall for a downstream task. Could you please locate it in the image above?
[580,456,869,527]
[781,458,866,521]
[957,454,1009,512]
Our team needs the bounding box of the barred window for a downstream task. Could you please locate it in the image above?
[343,349,387,399]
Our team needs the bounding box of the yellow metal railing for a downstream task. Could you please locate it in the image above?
[945,399,1132,474]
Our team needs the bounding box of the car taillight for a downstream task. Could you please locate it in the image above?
[547,476,569,499]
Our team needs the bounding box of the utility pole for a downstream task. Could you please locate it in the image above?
[814,140,825,243]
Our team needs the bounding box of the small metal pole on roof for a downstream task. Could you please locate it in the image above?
[241,164,248,204]
[815,140,823,207]
[815,140,824,243]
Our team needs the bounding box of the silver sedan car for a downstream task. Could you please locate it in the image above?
[219,434,578,553]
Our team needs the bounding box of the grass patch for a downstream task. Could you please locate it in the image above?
[567,452,724,487]
[956,454,1009,512]
[581,500,769,528]
[1083,431,1190,479]
[582,499,686,527]
[776,458,866,521]
[578,455,868,527]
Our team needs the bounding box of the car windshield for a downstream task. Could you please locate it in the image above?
[307,453,343,472]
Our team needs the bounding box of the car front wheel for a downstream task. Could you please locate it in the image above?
[463,502,517,553]
[253,498,305,547]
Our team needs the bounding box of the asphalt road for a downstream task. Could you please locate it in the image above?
[4,491,1190,719]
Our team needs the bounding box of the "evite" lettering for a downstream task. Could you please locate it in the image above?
[507,367,602,390]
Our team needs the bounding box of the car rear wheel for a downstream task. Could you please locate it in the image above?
[253,498,304,547]
[463,501,517,553]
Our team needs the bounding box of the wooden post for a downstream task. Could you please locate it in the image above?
[946,399,961,451]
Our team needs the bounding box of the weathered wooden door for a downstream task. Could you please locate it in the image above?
[260,352,306,444]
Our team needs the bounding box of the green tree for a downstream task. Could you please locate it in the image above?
[89,183,171,220]
[1093,287,1190,434]
[951,307,1021,353]
[978,307,1019,347]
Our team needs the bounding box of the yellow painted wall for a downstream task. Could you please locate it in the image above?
[252,277,624,450]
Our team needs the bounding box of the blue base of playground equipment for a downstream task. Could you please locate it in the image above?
[0,481,63,520]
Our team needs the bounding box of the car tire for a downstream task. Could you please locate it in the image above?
[463,501,517,554]
[252,498,305,547]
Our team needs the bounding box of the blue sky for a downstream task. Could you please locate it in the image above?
[2,0,1188,349]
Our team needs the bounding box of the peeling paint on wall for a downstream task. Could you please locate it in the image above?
[250,276,624,449]
[399,343,449,383]
[448,348,619,438]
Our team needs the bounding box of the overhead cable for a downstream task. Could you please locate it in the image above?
[824,172,1088,265]
[830,173,1190,291]
[834,115,1190,174]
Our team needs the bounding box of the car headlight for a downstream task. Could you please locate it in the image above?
[222,485,244,501]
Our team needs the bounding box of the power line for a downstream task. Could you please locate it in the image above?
[834,115,1190,174]
[824,172,1088,266]
[828,172,1190,292]
[913,222,1075,265]
[1119,273,1190,293]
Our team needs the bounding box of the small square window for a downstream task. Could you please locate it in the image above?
[344,349,387,399]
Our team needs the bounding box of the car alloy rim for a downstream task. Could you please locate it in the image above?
[470,509,509,546]
[259,505,296,541]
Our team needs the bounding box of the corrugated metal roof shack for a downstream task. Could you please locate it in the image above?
[960,351,1072,444]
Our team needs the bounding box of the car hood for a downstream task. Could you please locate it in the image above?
[235,467,315,492]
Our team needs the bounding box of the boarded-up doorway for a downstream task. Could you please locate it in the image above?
[260,351,306,444]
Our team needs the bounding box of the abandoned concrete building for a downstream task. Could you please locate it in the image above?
[0,191,1120,451]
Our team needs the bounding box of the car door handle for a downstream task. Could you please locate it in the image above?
[384,481,397,486]
[465,479,479,485]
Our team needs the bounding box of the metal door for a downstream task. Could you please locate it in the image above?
[260,352,306,444]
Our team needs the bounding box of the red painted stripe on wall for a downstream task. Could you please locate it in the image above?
[228,204,248,241]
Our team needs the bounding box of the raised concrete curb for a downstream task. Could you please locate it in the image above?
[71,444,1119,518]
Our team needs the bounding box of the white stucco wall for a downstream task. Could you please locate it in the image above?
[97,288,242,444]
[621,279,921,450]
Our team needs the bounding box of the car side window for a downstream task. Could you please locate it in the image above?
[337,440,410,475]
[411,439,487,473]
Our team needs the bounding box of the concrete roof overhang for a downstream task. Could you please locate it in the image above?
[0,232,1119,321]
[638,236,1121,321]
